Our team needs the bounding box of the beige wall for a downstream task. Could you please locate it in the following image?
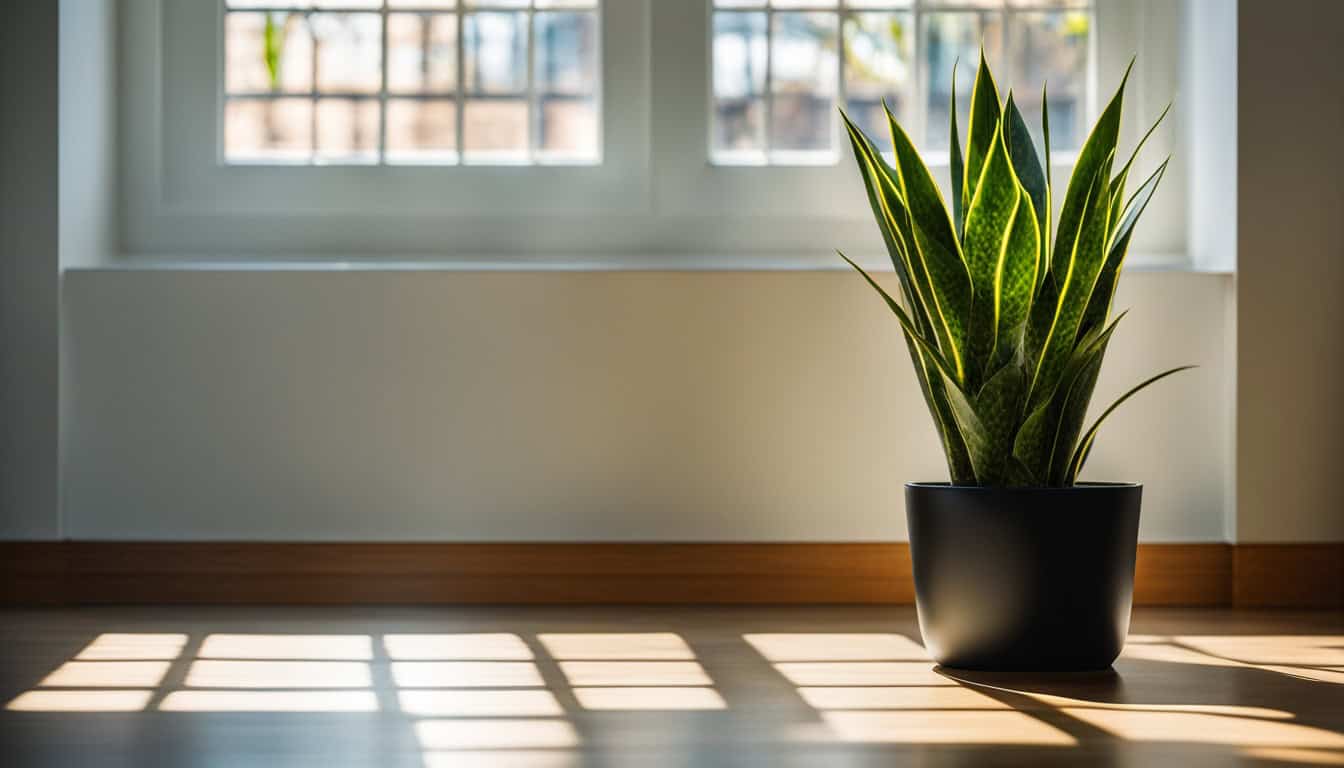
[59,269,1230,542]
[1236,0,1344,542]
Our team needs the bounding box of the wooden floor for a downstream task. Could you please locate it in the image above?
[1,606,1342,767]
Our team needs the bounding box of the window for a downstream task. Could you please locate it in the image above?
[126,0,1176,261]
[221,0,601,165]
[710,0,1093,165]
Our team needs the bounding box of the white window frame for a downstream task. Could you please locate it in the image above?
[119,0,1185,265]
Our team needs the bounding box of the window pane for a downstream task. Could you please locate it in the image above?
[315,98,380,163]
[843,11,913,153]
[1005,10,1090,151]
[387,99,459,163]
[770,11,839,155]
[535,11,599,94]
[538,97,598,160]
[923,11,1004,152]
[387,13,458,94]
[463,99,529,160]
[712,11,768,161]
[225,98,313,162]
[225,12,313,94]
[389,0,457,6]
[464,12,528,94]
[312,13,382,94]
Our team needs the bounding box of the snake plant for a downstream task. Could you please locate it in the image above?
[839,55,1191,487]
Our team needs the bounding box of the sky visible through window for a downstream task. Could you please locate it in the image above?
[222,0,600,165]
[711,0,1092,164]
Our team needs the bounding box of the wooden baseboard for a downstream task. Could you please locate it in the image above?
[0,542,1336,607]
[1233,543,1344,608]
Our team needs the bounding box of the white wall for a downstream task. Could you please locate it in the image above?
[1,3,61,539]
[60,269,1231,542]
[1236,0,1344,542]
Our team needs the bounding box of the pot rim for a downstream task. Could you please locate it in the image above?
[906,481,1141,491]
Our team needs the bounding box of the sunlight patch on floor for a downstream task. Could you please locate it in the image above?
[40,661,171,688]
[538,633,694,660]
[385,634,533,661]
[75,633,188,661]
[185,660,371,688]
[744,634,929,662]
[159,690,378,712]
[571,686,726,711]
[197,634,373,660]
[398,690,563,717]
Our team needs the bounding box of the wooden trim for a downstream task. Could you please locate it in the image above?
[1233,543,1344,608]
[0,541,1334,607]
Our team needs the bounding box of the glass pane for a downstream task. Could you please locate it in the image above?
[712,11,767,161]
[538,97,598,160]
[387,13,458,94]
[845,0,911,6]
[386,99,459,163]
[313,0,380,7]
[311,13,382,94]
[714,1,766,7]
[770,11,839,155]
[843,11,913,152]
[463,98,529,160]
[389,0,457,6]
[465,0,529,8]
[315,98,380,162]
[536,0,599,7]
[923,0,1002,7]
[464,12,527,94]
[224,98,313,162]
[227,0,311,7]
[225,12,313,94]
[923,11,1004,151]
[535,11,599,95]
[1005,10,1090,151]
[771,0,837,6]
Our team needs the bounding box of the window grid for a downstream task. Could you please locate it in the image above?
[710,0,1093,166]
[220,1,601,166]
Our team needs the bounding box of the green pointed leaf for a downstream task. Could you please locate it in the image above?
[1108,102,1169,233]
[1051,60,1130,279]
[963,120,1020,387]
[1013,311,1124,482]
[838,252,960,385]
[886,105,973,383]
[996,189,1041,370]
[972,364,1027,485]
[1027,154,1114,411]
[1065,366,1198,483]
[840,111,927,332]
[1041,82,1053,268]
[1079,159,1168,340]
[950,61,967,240]
[964,51,1003,219]
[1004,92,1048,259]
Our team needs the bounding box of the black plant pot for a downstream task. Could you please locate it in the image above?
[906,482,1142,671]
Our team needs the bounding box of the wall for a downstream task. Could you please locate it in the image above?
[60,269,1231,541]
[1236,0,1344,542]
[0,4,61,539]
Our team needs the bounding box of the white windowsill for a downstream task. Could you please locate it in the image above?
[69,253,1233,275]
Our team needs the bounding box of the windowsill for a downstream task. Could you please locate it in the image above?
[69,253,1234,275]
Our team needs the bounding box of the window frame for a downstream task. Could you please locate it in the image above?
[119,0,1185,265]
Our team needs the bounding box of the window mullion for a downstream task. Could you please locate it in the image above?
[378,4,388,164]
[763,7,773,161]
[456,8,466,163]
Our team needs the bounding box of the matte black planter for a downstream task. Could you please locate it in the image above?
[906,482,1142,671]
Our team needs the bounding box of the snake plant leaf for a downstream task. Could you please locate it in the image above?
[263,13,284,91]
[1005,455,1038,487]
[1041,82,1054,266]
[963,119,1020,388]
[1013,311,1123,482]
[1051,60,1130,279]
[971,363,1027,485]
[840,111,925,327]
[996,190,1041,371]
[1079,159,1169,340]
[1045,316,1125,484]
[838,252,961,387]
[1004,92,1048,258]
[1027,154,1114,411]
[886,107,973,382]
[1109,102,1170,233]
[1064,365,1198,484]
[950,62,967,240]
[963,50,1003,218]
